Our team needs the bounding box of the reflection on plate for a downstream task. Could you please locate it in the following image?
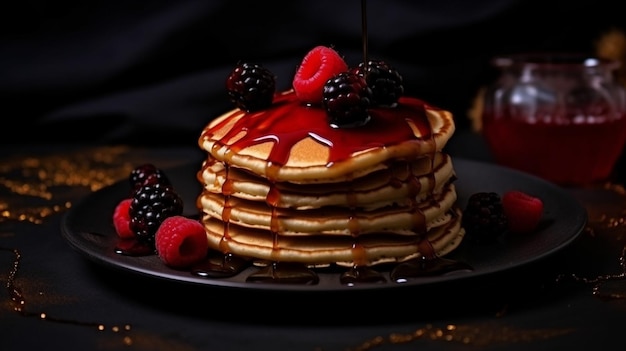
[60,158,587,292]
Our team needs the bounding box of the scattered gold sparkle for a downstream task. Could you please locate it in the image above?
[346,323,574,351]
[2,145,626,350]
[555,182,626,299]
[0,146,134,224]
[1,146,203,349]
[96,330,198,351]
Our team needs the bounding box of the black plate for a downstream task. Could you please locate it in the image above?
[60,158,587,292]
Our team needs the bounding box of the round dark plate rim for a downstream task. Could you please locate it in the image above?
[60,158,587,292]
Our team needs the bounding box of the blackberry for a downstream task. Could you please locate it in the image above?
[322,72,373,128]
[129,182,184,245]
[129,163,171,192]
[351,60,404,107]
[462,192,508,243]
[226,62,276,112]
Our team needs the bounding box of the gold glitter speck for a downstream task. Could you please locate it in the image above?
[0,146,134,224]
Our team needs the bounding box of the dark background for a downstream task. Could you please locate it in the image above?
[2,0,624,146]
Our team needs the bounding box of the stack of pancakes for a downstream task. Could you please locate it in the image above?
[197,90,465,267]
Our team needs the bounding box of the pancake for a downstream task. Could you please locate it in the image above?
[197,89,465,267]
[201,208,464,267]
[199,151,455,209]
[199,91,456,183]
[198,179,458,235]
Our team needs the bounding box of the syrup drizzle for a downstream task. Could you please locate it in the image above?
[201,93,439,172]
[361,0,368,66]
[246,262,319,285]
[192,251,250,278]
[391,240,473,282]
[341,266,387,285]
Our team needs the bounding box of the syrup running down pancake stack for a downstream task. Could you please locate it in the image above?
[197,46,465,268]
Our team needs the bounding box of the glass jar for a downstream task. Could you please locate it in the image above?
[481,53,626,186]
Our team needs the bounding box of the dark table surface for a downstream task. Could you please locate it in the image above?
[2,131,626,351]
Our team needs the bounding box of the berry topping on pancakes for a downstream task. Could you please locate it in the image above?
[322,71,372,128]
[292,46,348,105]
[350,59,404,107]
[226,62,276,112]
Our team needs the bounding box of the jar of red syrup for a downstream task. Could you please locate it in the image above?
[481,53,626,186]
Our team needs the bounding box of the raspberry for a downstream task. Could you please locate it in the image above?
[322,72,372,128]
[226,62,276,112]
[112,198,134,239]
[502,190,544,233]
[155,216,209,268]
[129,183,184,245]
[351,60,404,107]
[292,46,348,105]
[462,192,508,243]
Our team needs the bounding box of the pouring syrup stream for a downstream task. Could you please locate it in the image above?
[361,0,368,67]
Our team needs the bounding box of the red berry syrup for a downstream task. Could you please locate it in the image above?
[482,113,626,186]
